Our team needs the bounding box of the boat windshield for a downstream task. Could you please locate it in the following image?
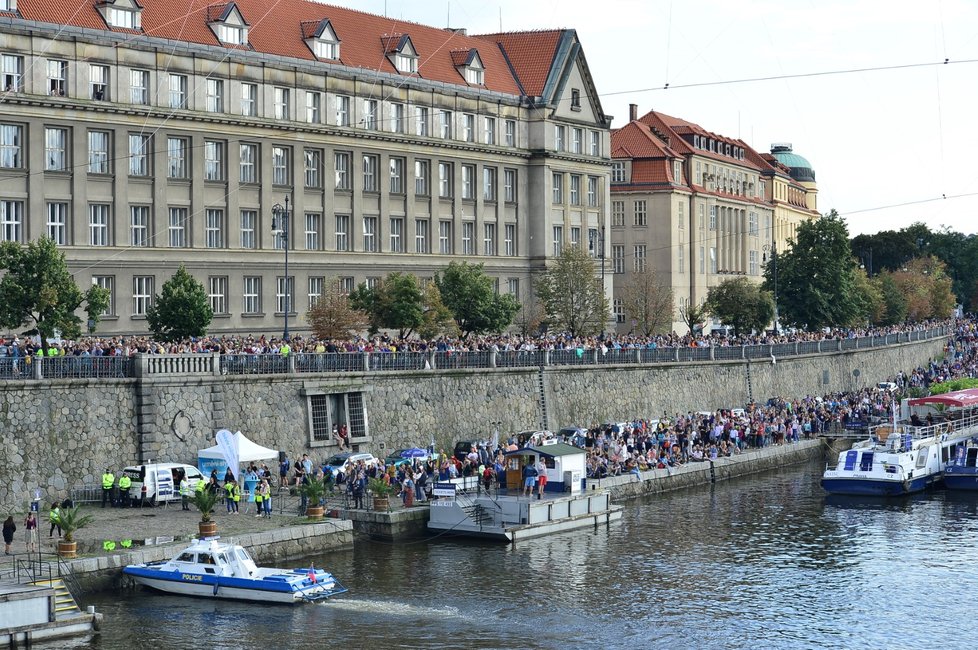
[236,548,252,563]
[175,552,197,563]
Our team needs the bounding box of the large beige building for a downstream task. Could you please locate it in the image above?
[0,0,612,336]
[610,105,818,333]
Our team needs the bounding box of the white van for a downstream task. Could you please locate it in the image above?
[122,463,204,504]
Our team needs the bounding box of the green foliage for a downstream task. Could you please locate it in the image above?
[851,266,883,325]
[189,488,219,522]
[679,301,708,334]
[705,277,775,336]
[416,282,458,340]
[535,246,609,336]
[306,279,368,340]
[368,476,394,497]
[147,265,213,342]
[0,238,110,350]
[55,505,94,543]
[768,211,861,330]
[875,274,908,325]
[929,378,978,395]
[350,273,424,338]
[435,262,519,338]
[298,475,327,507]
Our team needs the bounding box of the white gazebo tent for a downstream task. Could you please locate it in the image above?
[197,430,279,495]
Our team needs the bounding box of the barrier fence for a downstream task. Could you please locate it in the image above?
[0,326,950,381]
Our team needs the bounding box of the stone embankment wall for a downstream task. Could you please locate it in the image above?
[0,336,946,508]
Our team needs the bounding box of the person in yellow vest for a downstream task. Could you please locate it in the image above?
[224,480,239,515]
[101,468,115,508]
[232,479,241,513]
[118,473,132,508]
[279,341,291,357]
[179,475,191,511]
[253,482,263,517]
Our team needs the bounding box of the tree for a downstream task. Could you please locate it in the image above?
[618,266,674,336]
[0,237,109,352]
[851,266,884,325]
[705,277,775,336]
[883,256,955,322]
[146,265,213,342]
[513,291,546,337]
[535,246,609,336]
[678,300,708,335]
[769,211,861,330]
[306,279,369,340]
[875,273,908,325]
[350,273,423,338]
[434,261,519,338]
[416,282,458,340]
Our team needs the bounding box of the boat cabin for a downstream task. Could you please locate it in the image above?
[503,442,586,493]
[167,539,258,578]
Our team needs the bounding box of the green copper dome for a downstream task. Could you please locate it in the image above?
[770,143,815,183]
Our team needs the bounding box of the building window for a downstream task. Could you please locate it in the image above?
[203,140,224,181]
[215,23,246,45]
[304,149,322,188]
[749,211,758,235]
[132,276,153,316]
[484,223,496,256]
[483,167,496,201]
[168,73,186,109]
[0,124,22,168]
[239,143,258,183]
[438,162,453,198]
[673,160,682,183]
[699,246,705,275]
[504,169,517,203]
[126,69,148,105]
[614,298,625,324]
[571,226,581,249]
[461,164,475,200]
[335,95,350,126]
[709,205,717,230]
[308,276,324,308]
[504,224,515,256]
[308,391,368,442]
[572,128,582,154]
[272,146,290,185]
[44,127,68,172]
[415,160,429,195]
[2,54,23,92]
[302,213,321,250]
[465,66,484,85]
[484,116,496,145]
[362,154,378,192]
[89,204,110,246]
[0,200,22,242]
[106,5,137,28]
[587,176,598,207]
[554,125,565,152]
[389,217,403,253]
[92,276,114,316]
[552,225,563,256]
[678,245,685,273]
[89,64,108,100]
[634,200,647,226]
[129,134,150,176]
[698,204,705,230]
[415,106,429,136]
[552,173,563,204]
[363,99,378,130]
[313,37,339,60]
[389,157,404,194]
[611,161,626,183]
[334,152,351,190]
[240,209,257,249]
[394,52,418,74]
[570,175,581,205]
[168,208,188,248]
[439,221,453,254]
[205,78,224,113]
[415,219,429,253]
[390,103,404,133]
[504,119,516,147]
[710,247,717,274]
[276,276,294,314]
[461,221,474,255]
[46,202,67,245]
[633,245,646,273]
[678,202,685,228]
[439,110,453,139]
[507,278,519,299]
[588,228,599,258]
[338,277,354,295]
[335,214,349,251]
[590,131,600,156]
[463,114,475,142]
[167,137,188,179]
[242,276,261,314]
[274,87,290,120]
[88,131,110,174]
[208,276,228,315]
[240,83,257,116]
[612,245,625,274]
[611,200,625,227]
[362,216,377,252]
[130,206,150,247]
[205,209,224,248]
[305,91,321,124]
[47,59,67,96]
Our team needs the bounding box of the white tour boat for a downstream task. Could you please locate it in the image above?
[123,537,346,603]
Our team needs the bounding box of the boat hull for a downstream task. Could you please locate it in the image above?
[943,467,978,491]
[123,567,345,604]
[820,475,932,497]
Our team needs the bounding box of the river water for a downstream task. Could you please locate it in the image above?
[77,456,978,649]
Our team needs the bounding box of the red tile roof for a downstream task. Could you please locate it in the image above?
[13,0,525,95]
[638,109,767,171]
[474,30,564,97]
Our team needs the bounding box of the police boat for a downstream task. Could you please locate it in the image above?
[123,537,347,603]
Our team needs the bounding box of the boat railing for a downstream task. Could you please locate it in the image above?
[892,411,978,441]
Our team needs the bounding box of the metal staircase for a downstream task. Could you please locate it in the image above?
[32,577,81,619]
[537,368,550,431]
[15,554,84,620]
[456,493,500,528]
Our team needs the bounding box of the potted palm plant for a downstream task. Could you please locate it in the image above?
[298,475,327,520]
[190,488,219,537]
[55,506,94,559]
[368,477,394,512]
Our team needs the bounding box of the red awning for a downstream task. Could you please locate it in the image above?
[908,388,978,409]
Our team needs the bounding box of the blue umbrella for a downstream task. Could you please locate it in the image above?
[399,448,428,459]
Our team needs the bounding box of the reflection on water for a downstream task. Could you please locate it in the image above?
[82,458,978,649]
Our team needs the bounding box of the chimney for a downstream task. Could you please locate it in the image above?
[629,104,638,122]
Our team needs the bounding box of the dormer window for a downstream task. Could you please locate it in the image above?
[571,89,581,110]
[383,34,419,74]
[207,3,249,46]
[451,48,484,86]
[97,0,142,30]
[465,66,483,85]
[302,19,341,61]
[0,0,17,13]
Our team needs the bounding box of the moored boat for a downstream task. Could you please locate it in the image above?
[123,537,346,603]
[944,440,978,491]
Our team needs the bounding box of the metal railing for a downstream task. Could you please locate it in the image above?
[0,325,949,380]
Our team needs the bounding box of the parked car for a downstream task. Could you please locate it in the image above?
[453,440,487,462]
[122,463,204,505]
[323,452,379,479]
[557,426,587,448]
[877,382,898,393]
[384,448,433,467]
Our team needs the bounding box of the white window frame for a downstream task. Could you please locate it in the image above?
[0,200,22,243]
[415,219,429,253]
[362,216,377,252]
[130,206,150,247]
[242,276,261,314]
[46,202,67,245]
[168,207,188,248]
[132,276,153,317]
[205,209,224,248]
[389,217,403,253]
[89,204,110,246]
[439,221,452,254]
[208,276,228,315]
[88,130,110,174]
[240,209,257,249]
[335,214,350,251]
[239,143,258,183]
[168,73,187,109]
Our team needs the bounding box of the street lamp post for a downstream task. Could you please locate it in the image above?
[763,242,779,335]
[271,197,291,340]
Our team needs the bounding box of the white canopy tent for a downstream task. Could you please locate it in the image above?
[197,430,279,482]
